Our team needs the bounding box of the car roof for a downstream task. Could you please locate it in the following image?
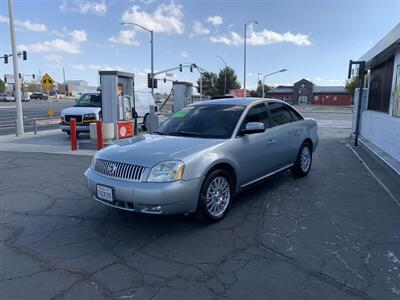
[190,97,286,107]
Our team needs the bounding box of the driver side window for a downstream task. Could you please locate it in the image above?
[242,103,270,129]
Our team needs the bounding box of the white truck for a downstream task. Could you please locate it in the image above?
[60,92,155,135]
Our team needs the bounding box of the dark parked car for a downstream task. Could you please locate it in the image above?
[30,93,48,100]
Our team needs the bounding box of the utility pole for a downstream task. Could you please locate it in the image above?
[348,60,366,147]
[8,0,24,135]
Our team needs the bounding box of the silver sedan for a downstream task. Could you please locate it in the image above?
[85,98,318,223]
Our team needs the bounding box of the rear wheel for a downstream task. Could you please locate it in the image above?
[141,113,150,131]
[195,169,233,223]
[291,142,312,177]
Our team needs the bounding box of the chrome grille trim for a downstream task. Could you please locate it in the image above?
[94,159,145,182]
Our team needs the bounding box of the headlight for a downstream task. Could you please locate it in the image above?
[147,161,185,182]
[84,113,96,119]
[90,156,97,170]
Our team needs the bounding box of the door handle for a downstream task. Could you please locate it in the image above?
[266,139,276,145]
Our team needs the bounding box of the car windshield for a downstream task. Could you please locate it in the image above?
[74,94,101,107]
[155,104,245,139]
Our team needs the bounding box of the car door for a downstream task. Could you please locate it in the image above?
[266,102,299,170]
[230,103,275,185]
[284,104,306,160]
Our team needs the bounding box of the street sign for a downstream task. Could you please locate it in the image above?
[41,73,54,91]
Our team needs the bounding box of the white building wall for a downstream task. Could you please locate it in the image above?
[360,110,400,161]
[358,49,400,162]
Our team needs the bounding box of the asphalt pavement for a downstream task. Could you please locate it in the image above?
[0,99,74,135]
[1,109,400,299]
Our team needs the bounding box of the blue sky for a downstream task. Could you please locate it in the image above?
[0,0,399,92]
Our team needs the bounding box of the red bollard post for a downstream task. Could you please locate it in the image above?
[96,120,104,150]
[70,118,77,151]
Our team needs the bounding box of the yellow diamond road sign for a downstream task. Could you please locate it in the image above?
[41,73,55,91]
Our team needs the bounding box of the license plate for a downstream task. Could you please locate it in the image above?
[97,185,113,202]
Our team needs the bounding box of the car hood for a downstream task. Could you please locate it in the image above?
[96,134,225,167]
[61,106,100,115]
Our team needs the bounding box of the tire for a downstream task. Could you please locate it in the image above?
[195,169,233,223]
[141,114,150,131]
[291,142,312,177]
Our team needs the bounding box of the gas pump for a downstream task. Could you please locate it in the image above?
[99,71,136,140]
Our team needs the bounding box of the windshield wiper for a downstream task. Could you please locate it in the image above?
[153,131,166,135]
[167,131,218,138]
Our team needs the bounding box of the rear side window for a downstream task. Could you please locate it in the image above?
[285,105,303,122]
[268,102,292,126]
[243,103,270,129]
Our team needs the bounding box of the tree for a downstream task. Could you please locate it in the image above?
[345,75,360,99]
[250,80,271,97]
[197,71,218,97]
[0,78,5,93]
[345,73,369,100]
[216,67,241,95]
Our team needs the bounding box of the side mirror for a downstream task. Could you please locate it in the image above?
[241,122,265,135]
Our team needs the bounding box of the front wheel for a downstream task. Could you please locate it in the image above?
[291,143,312,177]
[195,169,233,223]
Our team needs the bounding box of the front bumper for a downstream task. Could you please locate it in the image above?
[84,168,203,215]
[60,122,90,133]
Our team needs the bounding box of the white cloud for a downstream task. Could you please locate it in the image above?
[0,14,47,32]
[207,15,223,26]
[44,54,63,63]
[180,50,189,58]
[19,29,88,54]
[210,31,242,45]
[73,64,123,71]
[109,30,139,46]
[121,1,184,34]
[210,27,311,47]
[79,1,108,16]
[60,1,107,16]
[59,0,68,12]
[69,30,87,43]
[190,21,210,37]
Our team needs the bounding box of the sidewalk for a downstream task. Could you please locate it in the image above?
[0,130,95,156]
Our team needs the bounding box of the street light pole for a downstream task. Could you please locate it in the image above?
[243,20,257,99]
[262,69,288,98]
[122,22,157,133]
[216,55,227,94]
[63,66,66,96]
[8,0,24,135]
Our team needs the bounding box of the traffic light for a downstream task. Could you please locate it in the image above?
[147,73,152,88]
[190,65,193,72]
[32,74,35,79]
[179,64,182,72]
[18,73,22,79]
[163,78,166,83]
[4,55,8,64]
[22,50,27,61]
[153,78,158,89]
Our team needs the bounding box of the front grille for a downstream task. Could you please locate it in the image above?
[94,159,145,182]
[65,115,82,123]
